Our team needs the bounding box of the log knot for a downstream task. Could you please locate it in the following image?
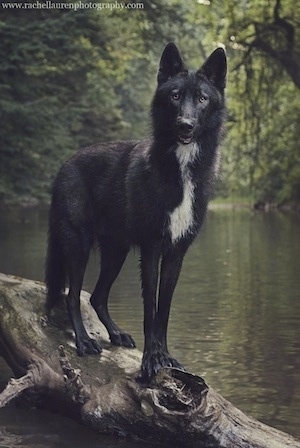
[130,368,209,421]
[151,368,208,414]
[58,345,87,404]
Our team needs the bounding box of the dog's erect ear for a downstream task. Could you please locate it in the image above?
[157,42,186,85]
[198,47,227,90]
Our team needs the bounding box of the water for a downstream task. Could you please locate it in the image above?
[0,206,299,445]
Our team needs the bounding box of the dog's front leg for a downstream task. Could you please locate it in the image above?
[154,247,188,374]
[156,248,185,356]
[140,244,186,381]
[140,243,161,381]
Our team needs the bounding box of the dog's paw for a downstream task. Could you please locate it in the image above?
[139,350,185,382]
[77,337,102,356]
[110,331,136,348]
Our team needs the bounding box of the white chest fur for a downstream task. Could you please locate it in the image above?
[169,143,199,244]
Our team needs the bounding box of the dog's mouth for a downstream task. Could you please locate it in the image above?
[177,134,193,145]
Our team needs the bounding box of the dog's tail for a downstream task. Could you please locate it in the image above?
[45,225,66,313]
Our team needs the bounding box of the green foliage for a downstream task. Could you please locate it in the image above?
[216,0,300,204]
[0,9,119,201]
[187,0,300,205]
[0,0,299,205]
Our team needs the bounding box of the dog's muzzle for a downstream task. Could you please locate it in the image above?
[177,118,195,145]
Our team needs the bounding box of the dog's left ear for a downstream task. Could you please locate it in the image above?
[198,48,227,90]
[157,42,186,85]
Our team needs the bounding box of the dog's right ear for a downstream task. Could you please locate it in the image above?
[157,42,186,85]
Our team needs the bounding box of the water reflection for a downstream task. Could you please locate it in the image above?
[0,406,160,448]
[0,207,299,443]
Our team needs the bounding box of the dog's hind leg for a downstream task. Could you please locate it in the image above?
[90,238,135,348]
[65,233,102,356]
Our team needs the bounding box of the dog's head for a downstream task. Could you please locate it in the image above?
[152,42,227,146]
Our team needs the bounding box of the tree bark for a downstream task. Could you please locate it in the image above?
[0,272,299,448]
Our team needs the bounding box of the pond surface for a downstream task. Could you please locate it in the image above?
[0,206,299,446]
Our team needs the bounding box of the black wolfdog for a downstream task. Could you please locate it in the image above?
[45,43,226,381]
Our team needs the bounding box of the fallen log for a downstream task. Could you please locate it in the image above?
[0,272,299,448]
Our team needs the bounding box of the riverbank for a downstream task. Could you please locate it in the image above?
[0,195,299,212]
[210,197,300,212]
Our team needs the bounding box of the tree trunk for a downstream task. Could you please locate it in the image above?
[0,272,299,448]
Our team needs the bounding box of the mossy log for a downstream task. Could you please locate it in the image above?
[0,272,299,448]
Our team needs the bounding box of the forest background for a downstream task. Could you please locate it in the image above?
[0,0,299,206]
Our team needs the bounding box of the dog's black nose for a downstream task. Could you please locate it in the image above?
[177,118,194,134]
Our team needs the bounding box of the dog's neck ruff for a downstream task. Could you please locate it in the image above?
[169,142,199,244]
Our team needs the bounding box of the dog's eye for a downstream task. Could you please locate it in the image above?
[199,96,207,103]
[171,92,180,101]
